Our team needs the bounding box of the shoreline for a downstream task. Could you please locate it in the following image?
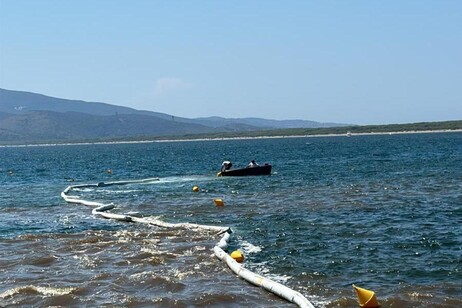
[1,129,461,148]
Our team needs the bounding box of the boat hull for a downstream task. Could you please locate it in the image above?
[220,164,272,176]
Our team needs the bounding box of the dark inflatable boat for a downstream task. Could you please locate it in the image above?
[217,161,272,176]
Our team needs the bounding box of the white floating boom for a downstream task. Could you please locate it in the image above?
[61,179,315,308]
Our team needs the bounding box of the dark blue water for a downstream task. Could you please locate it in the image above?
[1,133,461,307]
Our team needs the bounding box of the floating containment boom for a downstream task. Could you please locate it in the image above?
[61,178,316,308]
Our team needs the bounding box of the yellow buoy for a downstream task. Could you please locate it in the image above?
[192,186,199,192]
[230,250,244,263]
[353,285,380,308]
[214,198,224,206]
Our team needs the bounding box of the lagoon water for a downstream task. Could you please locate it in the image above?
[1,133,461,307]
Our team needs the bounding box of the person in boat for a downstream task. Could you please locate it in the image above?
[221,161,233,172]
[247,160,258,167]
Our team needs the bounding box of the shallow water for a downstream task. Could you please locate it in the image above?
[1,133,461,307]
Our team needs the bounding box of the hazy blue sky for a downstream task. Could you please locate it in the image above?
[1,1,461,124]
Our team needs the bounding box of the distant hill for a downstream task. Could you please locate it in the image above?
[0,88,347,143]
[0,88,172,118]
[0,110,218,143]
[190,116,343,129]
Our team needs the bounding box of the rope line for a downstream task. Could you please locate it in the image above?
[61,179,315,308]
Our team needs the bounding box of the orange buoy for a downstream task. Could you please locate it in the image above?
[230,250,244,263]
[353,285,380,308]
[214,198,224,206]
[192,186,199,192]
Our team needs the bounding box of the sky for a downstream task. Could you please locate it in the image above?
[0,1,461,125]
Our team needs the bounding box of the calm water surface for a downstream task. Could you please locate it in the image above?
[1,133,461,307]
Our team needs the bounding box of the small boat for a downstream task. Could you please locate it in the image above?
[217,160,272,177]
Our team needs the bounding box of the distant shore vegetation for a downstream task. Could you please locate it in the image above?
[158,120,462,142]
[2,120,461,146]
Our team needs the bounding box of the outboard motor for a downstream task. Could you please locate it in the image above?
[221,161,232,172]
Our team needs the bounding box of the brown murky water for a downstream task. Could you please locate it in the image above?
[1,226,295,307]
